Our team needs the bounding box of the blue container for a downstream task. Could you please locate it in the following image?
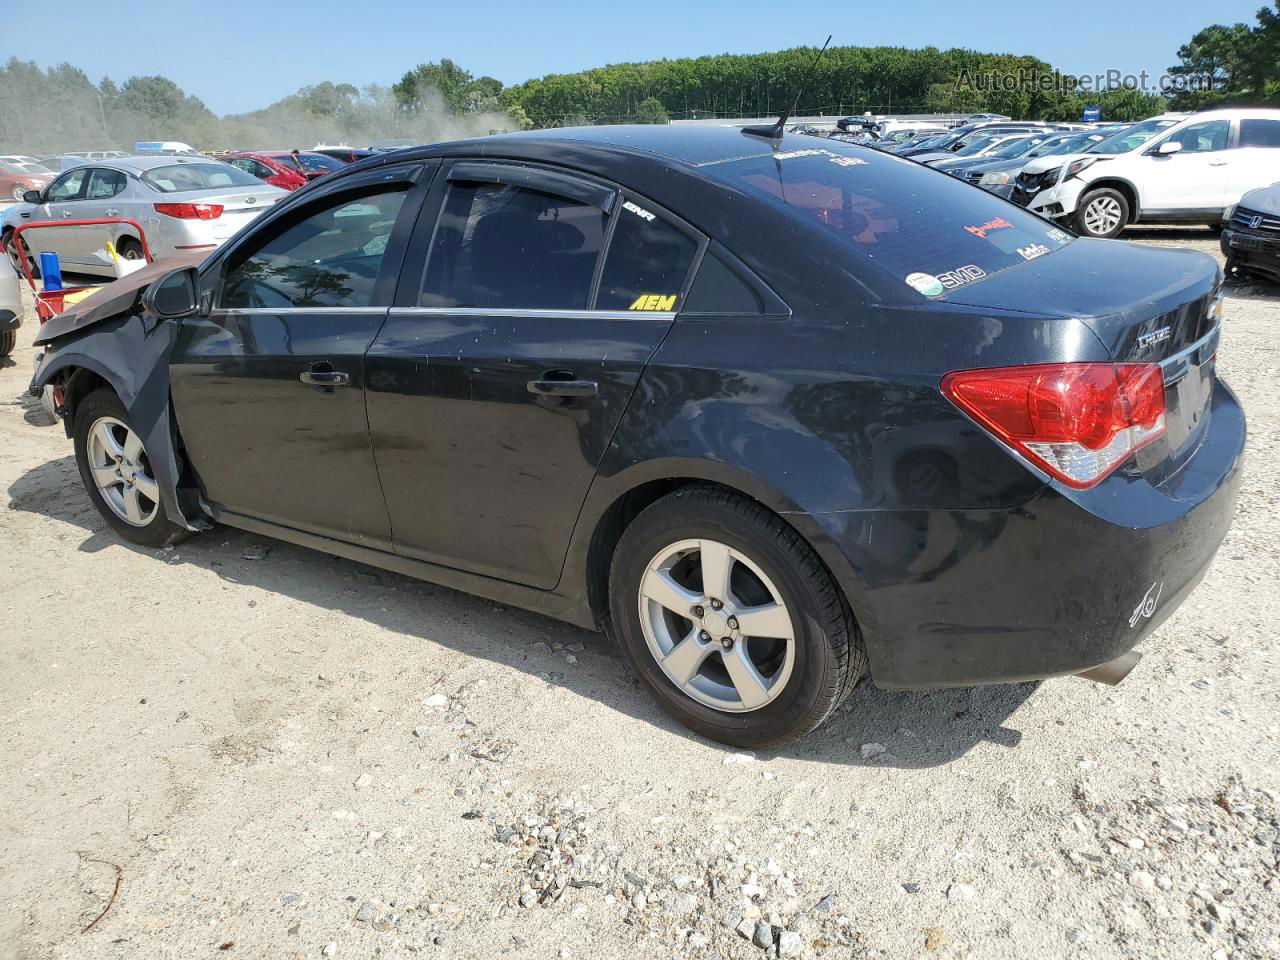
[40,251,63,291]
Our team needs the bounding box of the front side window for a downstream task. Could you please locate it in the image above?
[596,199,698,311]
[221,188,409,309]
[421,181,606,310]
[1239,119,1280,148]
[46,168,88,202]
[86,169,126,199]
[1164,119,1230,153]
[143,162,260,193]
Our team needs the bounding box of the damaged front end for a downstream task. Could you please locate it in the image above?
[29,254,212,533]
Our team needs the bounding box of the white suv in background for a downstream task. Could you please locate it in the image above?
[1010,109,1280,238]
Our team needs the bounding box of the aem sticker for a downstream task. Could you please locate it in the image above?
[1017,242,1051,261]
[773,148,827,160]
[905,272,945,297]
[622,200,656,222]
[629,294,678,311]
[937,264,987,290]
[964,217,1013,239]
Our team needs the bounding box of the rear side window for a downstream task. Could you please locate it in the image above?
[221,187,409,309]
[708,146,1074,297]
[596,199,698,310]
[1239,119,1280,148]
[421,181,606,310]
[684,253,765,314]
[86,169,126,199]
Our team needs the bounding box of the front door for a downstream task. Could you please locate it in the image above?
[1140,118,1232,215]
[170,172,427,546]
[366,163,702,588]
[25,167,90,266]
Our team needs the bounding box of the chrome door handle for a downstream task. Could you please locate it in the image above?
[61,210,73,218]
[1208,159,1227,166]
[105,208,120,216]
[300,369,350,387]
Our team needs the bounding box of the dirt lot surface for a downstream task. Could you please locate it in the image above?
[2,228,1278,960]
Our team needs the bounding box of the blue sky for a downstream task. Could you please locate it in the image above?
[5,0,1265,116]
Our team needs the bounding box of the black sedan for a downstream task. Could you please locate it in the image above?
[30,126,1244,747]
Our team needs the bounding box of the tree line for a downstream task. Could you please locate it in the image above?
[2,11,1277,155]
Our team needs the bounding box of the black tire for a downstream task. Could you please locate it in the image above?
[4,231,38,280]
[0,330,14,357]
[72,389,190,548]
[117,237,144,261]
[607,486,866,748]
[1074,187,1130,239]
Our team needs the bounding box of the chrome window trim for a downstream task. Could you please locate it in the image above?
[389,306,676,321]
[207,307,391,316]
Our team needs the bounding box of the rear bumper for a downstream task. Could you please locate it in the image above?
[817,377,1245,689]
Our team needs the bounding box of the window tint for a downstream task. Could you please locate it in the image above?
[710,146,1072,295]
[421,181,606,309]
[86,169,126,200]
[683,253,765,314]
[1240,119,1280,148]
[220,188,408,309]
[46,168,88,202]
[143,162,260,193]
[596,200,698,310]
[1165,119,1229,153]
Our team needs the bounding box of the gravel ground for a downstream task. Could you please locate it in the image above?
[2,228,1277,960]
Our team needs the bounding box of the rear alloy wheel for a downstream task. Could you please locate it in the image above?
[73,389,189,547]
[609,486,865,747]
[1075,187,1129,239]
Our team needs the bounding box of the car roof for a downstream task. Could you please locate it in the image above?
[67,155,229,174]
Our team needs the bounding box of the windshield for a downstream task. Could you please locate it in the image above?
[955,135,1002,156]
[909,135,951,151]
[288,153,344,174]
[142,162,262,193]
[709,144,1073,297]
[988,136,1040,159]
[1087,117,1182,155]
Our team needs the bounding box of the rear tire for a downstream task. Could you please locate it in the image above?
[1074,187,1130,239]
[116,237,144,261]
[72,389,190,548]
[0,329,15,357]
[607,486,865,748]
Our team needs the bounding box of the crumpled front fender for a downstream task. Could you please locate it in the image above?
[30,314,208,532]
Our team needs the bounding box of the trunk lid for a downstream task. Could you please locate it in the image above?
[942,238,1222,485]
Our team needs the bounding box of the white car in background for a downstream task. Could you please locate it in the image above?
[1010,109,1280,238]
[2,155,285,278]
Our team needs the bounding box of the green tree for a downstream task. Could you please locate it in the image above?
[635,96,669,124]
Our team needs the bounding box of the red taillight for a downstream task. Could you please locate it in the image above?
[941,362,1166,489]
[153,202,223,220]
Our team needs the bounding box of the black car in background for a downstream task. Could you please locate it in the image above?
[30,126,1244,747]
[1223,181,1280,284]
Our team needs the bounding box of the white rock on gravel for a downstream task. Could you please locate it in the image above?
[947,883,976,902]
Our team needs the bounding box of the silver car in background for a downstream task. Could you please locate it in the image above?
[2,155,286,278]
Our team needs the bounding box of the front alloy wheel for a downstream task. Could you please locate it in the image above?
[1075,187,1130,239]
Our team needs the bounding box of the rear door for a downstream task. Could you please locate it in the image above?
[366,162,702,588]
[77,167,130,267]
[1139,118,1232,214]
[170,164,431,546]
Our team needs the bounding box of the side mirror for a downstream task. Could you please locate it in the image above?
[22,190,42,204]
[1153,141,1183,156]
[142,266,200,319]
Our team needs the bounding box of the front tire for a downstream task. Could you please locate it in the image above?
[0,329,14,357]
[1074,187,1130,239]
[73,389,189,547]
[608,486,865,748]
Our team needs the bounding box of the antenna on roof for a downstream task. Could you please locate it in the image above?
[742,35,833,142]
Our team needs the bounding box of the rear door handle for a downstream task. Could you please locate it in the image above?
[1208,159,1228,166]
[527,376,598,398]
[300,362,350,387]
[105,208,120,216]
[61,210,73,218]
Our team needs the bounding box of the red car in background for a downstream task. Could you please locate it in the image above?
[222,151,345,191]
[1,159,55,202]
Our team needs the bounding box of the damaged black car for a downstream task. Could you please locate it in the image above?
[31,126,1245,747]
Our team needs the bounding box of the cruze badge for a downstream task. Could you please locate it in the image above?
[1129,581,1163,628]
[1136,327,1172,350]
